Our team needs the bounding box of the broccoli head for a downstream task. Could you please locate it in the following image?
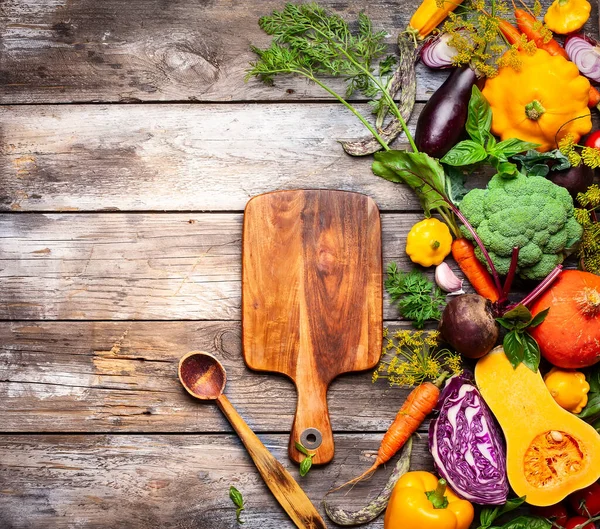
[459,173,583,280]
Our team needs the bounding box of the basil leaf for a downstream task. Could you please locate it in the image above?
[229,486,244,509]
[504,330,524,369]
[443,164,468,206]
[373,150,447,216]
[479,507,500,528]
[521,333,541,372]
[294,441,309,456]
[495,317,515,330]
[493,138,541,158]
[299,456,313,477]
[490,157,520,179]
[502,305,532,323]
[585,364,600,394]
[466,85,492,144]
[499,515,551,529]
[441,140,488,167]
[578,392,600,419]
[497,496,527,516]
[529,308,550,328]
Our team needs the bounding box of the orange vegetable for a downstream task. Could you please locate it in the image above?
[498,18,524,48]
[335,382,440,489]
[529,270,600,369]
[451,239,500,302]
[515,8,569,59]
[589,86,600,109]
[408,0,466,39]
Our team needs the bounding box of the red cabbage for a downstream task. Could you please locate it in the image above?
[428,372,508,505]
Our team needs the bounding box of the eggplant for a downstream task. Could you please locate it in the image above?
[415,66,478,158]
[547,164,595,198]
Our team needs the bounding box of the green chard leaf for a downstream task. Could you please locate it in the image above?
[441,140,488,167]
[513,149,571,176]
[466,85,492,145]
[443,165,468,206]
[373,151,447,216]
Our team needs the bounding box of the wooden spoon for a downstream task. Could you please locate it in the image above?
[178,351,327,529]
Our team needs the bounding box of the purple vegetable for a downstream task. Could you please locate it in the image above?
[415,66,478,158]
[565,34,600,83]
[421,33,458,69]
[428,372,508,505]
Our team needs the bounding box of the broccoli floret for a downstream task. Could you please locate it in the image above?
[458,173,583,280]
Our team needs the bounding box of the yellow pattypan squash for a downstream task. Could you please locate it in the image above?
[545,0,591,35]
[544,367,590,414]
[482,49,591,152]
[406,218,452,267]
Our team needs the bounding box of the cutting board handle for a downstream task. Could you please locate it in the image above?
[289,378,333,465]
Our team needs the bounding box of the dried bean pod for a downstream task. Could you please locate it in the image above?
[341,35,417,156]
[322,437,412,526]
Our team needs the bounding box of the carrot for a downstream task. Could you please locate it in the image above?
[498,18,523,48]
[331,382,440,490]
[514,8,569,59]
[451,238,500,302]
[589,86,600,109]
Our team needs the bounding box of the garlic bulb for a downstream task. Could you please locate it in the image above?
[435,262,464,295]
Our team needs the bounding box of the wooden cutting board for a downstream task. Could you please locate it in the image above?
[242,190,382,465]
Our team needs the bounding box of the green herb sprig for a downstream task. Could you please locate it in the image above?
[385,263,446,329]
[496,305,549,372]
[441,87,539,179]
[294,442,314,477]
[229,486,245,524]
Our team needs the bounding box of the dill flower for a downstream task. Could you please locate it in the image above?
[374,328,462,387]
[581,147,600,169]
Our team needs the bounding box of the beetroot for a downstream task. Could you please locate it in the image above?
[439,294,499,359]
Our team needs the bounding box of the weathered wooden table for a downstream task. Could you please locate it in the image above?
[1,1,597,528]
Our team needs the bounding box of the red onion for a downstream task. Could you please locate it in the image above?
[565,34,600,82]
[420,33,458,69]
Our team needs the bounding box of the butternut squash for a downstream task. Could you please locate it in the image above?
[475,346,600,506]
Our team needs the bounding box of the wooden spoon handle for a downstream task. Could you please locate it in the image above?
[217,394,327,529]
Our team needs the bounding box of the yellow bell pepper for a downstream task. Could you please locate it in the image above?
[544,0,591,35]
[408,0,466,39]
[482,49,591,152]
[406,218,452,267]
[544,367,590,414]
[384,471,474,529]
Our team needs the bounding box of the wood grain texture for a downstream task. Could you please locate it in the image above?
[0,321,424,433]
[0,212,442,320]
[0,103,425,212]
[0,433,435,529]
[216,394,327,529]
[243,190,382,464]
[0,0,451,104]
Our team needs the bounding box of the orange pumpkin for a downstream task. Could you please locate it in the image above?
[529,270,600,369]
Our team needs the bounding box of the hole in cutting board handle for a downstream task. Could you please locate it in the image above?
[300,428,322,450]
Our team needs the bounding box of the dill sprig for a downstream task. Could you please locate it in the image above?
[246,3,416,151]
[575,185,600,275]
[558,134,600,169]
[373,328,462,387]
[441,0,538,77]
[385,262,446,329]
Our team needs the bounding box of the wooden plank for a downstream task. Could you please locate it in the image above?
[0,320,426,433]
[0,212,462,320]
[0,0,450,104]
[0,433,435,529]
[0,102,431,212]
